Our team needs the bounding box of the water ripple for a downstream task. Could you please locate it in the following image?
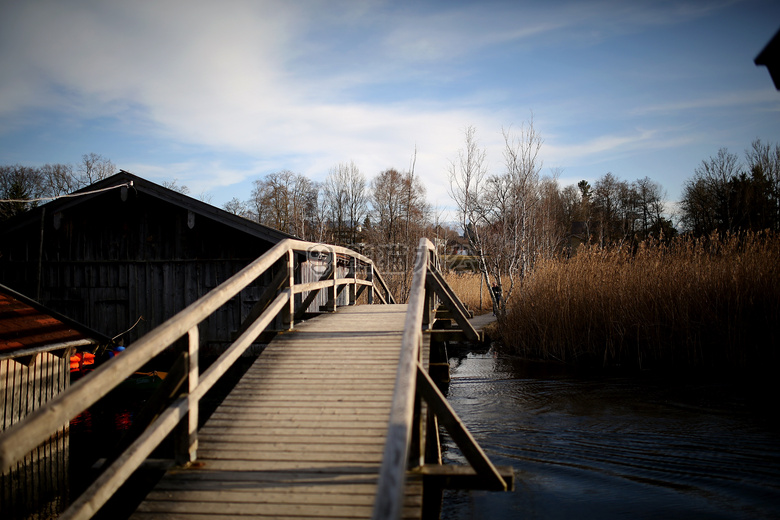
[440,352,780,520]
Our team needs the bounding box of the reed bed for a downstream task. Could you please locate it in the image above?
[501,232,780,370]
[444,272,487,314]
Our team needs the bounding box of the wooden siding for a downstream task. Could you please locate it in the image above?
[0,186,282,349]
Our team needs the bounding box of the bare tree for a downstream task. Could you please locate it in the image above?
[323,161,367,246]
[249,170,318,238]
[162,178,191,195]
[39,163,77,197]
[680,148,742,235]
[634,176,666,237]
[370,168,406,244]
[500,120,543,280]
[368,160,429,297]
[198,190,214,204]
[78,153,115,186]
[448,120,545,315]
[448,126,493,307]
[223,197,251,218]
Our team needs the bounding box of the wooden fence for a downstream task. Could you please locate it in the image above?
[1,351,70,519]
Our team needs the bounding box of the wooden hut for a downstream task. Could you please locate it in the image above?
[0,284,108,519]
[0,171,294,353]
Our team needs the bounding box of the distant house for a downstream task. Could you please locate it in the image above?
[0,284,108,519]
[0,171,294,352]
[448,236,473,256]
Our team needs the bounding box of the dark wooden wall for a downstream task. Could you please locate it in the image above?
[0,188,277,349]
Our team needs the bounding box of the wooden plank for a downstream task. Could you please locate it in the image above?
[133,501,422,519]
[144,489,383,504]
[413,464,515,491]
[201,420,391,430]
[198,426,389,437]
[197,434,385,444]
[198,442,385,453]
[131,303,420,520]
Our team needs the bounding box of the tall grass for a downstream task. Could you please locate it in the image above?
[501,232,780,370]
[444,272,487,313]
[382,269,488,312]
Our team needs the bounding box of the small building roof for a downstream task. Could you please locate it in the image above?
[0,170,296,244]
[0,284,108,360]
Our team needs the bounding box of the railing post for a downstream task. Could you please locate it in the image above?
[174,326,199,465]
[282,249,295,330]
[348,256,357,305]
[368,264,375,304]
[329,248,338,312]
[422,253,434,329]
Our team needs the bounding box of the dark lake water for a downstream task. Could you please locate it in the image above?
[439,348,780,520]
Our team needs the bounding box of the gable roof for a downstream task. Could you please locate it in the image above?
[0,170,294,244]
[0,284,109,360]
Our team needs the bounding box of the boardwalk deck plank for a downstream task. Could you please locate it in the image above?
[130,305,423,520]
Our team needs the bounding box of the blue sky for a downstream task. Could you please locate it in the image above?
[1,0,779,222]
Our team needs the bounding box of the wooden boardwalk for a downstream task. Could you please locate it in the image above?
[130,305,424,520]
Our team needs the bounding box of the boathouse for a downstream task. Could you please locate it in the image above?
[0,171,294,352]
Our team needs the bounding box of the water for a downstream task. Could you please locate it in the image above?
[440,348,780,519]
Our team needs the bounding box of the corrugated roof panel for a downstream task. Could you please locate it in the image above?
[0,291,95,355]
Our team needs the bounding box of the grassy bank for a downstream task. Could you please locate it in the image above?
[500,232,780,370]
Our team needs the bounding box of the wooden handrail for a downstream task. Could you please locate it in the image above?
[372,238,431,520]
[0,238,392,519]
[372,238,506,520]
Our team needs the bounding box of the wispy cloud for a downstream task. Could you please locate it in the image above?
[631,89,779,115]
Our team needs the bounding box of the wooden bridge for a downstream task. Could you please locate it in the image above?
[0,238,512,520]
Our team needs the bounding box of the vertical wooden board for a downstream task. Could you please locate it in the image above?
[184,264,195,315]
[129,263,139,343]
[1,359,10,430]
[162,262,172,319]
[120,262,129,289]
[16,359,28,428]
[27,355,38,420]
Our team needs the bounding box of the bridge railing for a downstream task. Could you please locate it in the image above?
[0,238,394,520]
[372,238,509,520]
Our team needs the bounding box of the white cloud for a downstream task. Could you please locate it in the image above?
[0,0,774,215]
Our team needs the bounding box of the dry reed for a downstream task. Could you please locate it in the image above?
[444,272,488,314]
[501,232,780,370]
